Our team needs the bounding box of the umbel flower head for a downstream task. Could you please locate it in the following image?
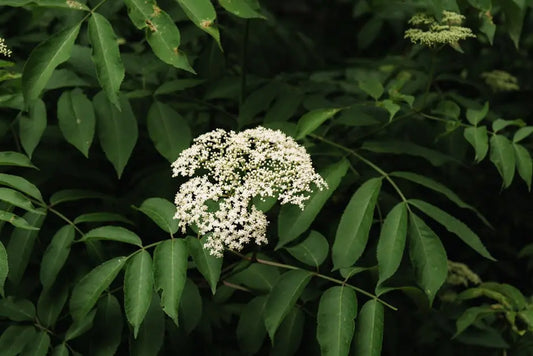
[404,11,476,47]
[481,70,519,92]
[172,126,328,257]
[0,37,12,57]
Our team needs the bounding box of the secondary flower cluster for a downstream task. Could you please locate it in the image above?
[404,11,476,47]
[172,127,327,257]
[0,37,12,57]
[481,70,519,92]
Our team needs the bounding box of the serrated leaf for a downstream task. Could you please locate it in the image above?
[490,134,516,188]
[317,286,357,356]
[57,88,95,158]
[352,299,384,356]
[236,296,268,354]
[454,306,496,337]
[408,212,448,306]
[219,0,265,19]
[21,331,50,356]
[74,212,133,225]
[332,178,382,269]
[94,91,138,178]
[295,108,342,140]
[22,24,81,105]
[271,307,305,356]
[278,159,348,248]
[81,226,142,247]
[91,294,123,356]
[154,239,187,326]
[175,0,220,47]
[130,293,165,356]
[409,199,495,261]
[0,326,35,356]
[466,102,489,125]
[124,250,154,338]
[0,241,7,296]
[513,143,532,191]
[37,283,69,327]
[285,230,329,268]
[358,77,383,100]
[264,269,312,340]
[0,297,35,321]
[0,173,43,202]
[0,151,36,168]
[70,256,127,320]
[19,99,47,157]
[40,225,75,288]
[65,308,97,341]
[186,236,222,294]
[390,171,491,227]
[49,189,105,206]
[7,210,46,284]
[147,102,191,162]
[88,13,125,110]
[376,202,407,290]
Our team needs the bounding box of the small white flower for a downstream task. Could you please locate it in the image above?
[404,11,476,47]
[172,126,327,257]
[0,37,12,57]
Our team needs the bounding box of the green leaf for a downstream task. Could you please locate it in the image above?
[154,239,188,326]
[51,344,69,356]
[219,0,265,19]
[179,279,202,333]
[230,262,280,293]
[285,230,329,268]
[70,256,127,321]
[481,282,527,309]
[0,151,36,168]
[376,202,407,291]
[88,13,125,110]
[57,88,95,158]
[380,99,400,121]
[317,286,357,356]
[271,307,305,356]
[91,294,123,356]
[0,241,7,296]
[94,91,138,178]
[0,173,43,202]
[19,99,47,158]
[390,171,490,227]
[7,210,46,284]
[513,126,533,143]
[65,308,97,341]
[409,199,494,261]
[513,143,532,191]
[0,210,40,230]
[480,12,496,44]
[467,0,491,10]
[358,77,383,100]
[295,108,342,140]
[501,0,526,48]
[175,0,220,47]
[466,102,489,125]
[352,299,384,356]
[22,24,81,105]
[186,236,222,294]
[277,159,349,248]
[332,178,382,269]
[74,212,133,225]
[236,296,268,354]
[49,189,106,206]
[0,297,35,321]
[147,101,192,162]
[81,226,142,247]
[154,79,205,95]
[492,118,524,133]
[37,283,69,327]
[408,212,448,306]
[130,293,165,356]
[362,140,458,166]
[0,187,40,213]
[490,134,516,188]
[454,306,496,337]
[0,326,35,356]
[40,225,75,288]
[20,331,50,356]
[124,250,154,338]
[264,269,312,340]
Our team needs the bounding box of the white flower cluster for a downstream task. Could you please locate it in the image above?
[172,127,327,257]
[0,37,12,57]
[481,70,519,92]
[404,11,476,47]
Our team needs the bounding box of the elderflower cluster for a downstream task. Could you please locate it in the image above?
[481,70,519,92]
[446,260,482,287]
[172,127,327,257]
[0,37,12,57]
[404,11,476,47]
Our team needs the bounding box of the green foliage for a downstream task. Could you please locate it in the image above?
[0,0,532,354]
